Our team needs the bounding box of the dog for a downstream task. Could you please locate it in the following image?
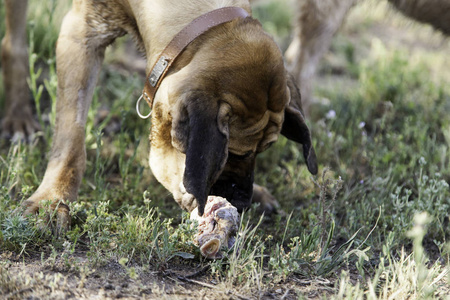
[1,0,318,232]
[284,0,450,113]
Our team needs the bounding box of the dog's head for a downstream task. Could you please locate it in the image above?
[148,18,317,215]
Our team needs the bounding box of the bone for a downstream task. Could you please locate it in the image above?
[190,196,240,259]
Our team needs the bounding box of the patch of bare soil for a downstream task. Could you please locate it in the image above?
[2,251,202,299]
[1,250,337,299]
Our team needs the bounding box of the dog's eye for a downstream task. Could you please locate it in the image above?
[228,151,253,160]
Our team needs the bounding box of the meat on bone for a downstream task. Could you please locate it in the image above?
[190,196,240,259]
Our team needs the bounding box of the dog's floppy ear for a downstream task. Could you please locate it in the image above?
[281,75,318,175]
[182,99,229,216]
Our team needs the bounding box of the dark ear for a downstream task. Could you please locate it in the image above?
[281,75,318,175]
[183,102,228,216]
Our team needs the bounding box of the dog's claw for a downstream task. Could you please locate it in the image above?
[252,184,282,215]
[1,115,40,143]
[22,197,71,236]
[54,202,71,236]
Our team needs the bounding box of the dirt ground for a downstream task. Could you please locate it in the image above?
[2,249,339,299]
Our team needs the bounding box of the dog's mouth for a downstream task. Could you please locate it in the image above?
[177,168,254,214]
[209,172,254,212]
[180,136,256,215]
[208,152,255,212]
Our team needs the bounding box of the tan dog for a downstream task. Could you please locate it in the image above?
[284,0,450,113]
[8,0,318,231]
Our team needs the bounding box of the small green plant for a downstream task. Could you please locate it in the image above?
[1,214,37,253]
[119,257,138,280]
[26,0,70,59]
[84,201,119,265]
[334,212,449,299]
[210,213,266,294]
[118,111,141,188]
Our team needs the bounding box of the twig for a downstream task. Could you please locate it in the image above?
[177,277,216,289]
[176,276,250,300]
[280,289,290,300]
[185,265,210,278]
[165,267,250,300]
[163,265,209,281]
[293,277,332,286]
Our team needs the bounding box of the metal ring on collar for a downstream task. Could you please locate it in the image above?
[136,94,152,119]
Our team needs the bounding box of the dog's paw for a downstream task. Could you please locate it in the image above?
[252,184,283,215]
[1,114,40,143]
[22,195,71,236]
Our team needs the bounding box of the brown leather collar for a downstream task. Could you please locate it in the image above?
[142,7,249,108]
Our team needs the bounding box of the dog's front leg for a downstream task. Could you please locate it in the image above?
[22,8,107,234]
[1,0,40,142]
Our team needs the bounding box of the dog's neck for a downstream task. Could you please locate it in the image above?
[141,7,249,108]
[126,0,251,71]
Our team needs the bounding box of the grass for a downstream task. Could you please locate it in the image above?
[1,0,450,298]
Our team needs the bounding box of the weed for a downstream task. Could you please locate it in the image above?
[334,213,450,299]
[209,213,266,295]
[268,172,371,280]
[1,214,36,253]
